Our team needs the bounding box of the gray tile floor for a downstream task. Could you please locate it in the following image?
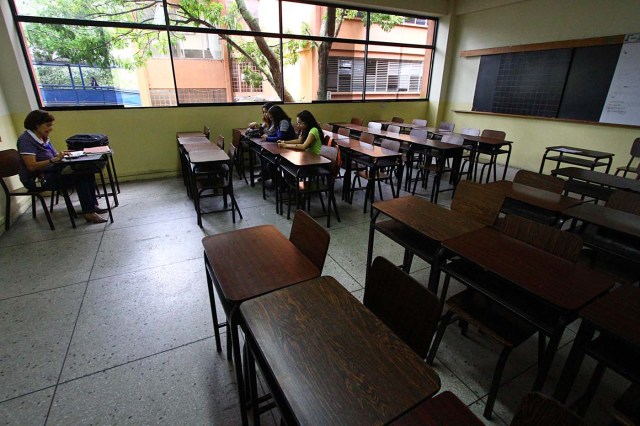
[0,165,630,425]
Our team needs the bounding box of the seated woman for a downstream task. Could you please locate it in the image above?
[17,110,107,224]
[278,110,324,155]
[264,105,297,142]
[248,102,275,137]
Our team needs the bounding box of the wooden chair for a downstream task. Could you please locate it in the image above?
[473,129,507,183]
[337,127,350,137]
[321,123,333,132]
[511,392,584,426]
[232,128,248,183]
[391,116,404,123]
[459,128,481,178]
[615,137,640,177]
[216,134,224,150]
[513,170,565,193]
[364,256,441,359]
[1,149,56,230]
[203,125,211,139]
[289,209,330,272]
[193,144,242,226]
[428,215,583,419]
[451,180,505,225]
[403,128,430,191]
[350,117,363,126]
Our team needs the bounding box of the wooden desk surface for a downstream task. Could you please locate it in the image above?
[183,142,221,153]
[202,225,319,303]
[443,227,614,311]
[563,203,640,239]
[280,150,330,166]
[240,276,440,425]
[188,149,229,163]
[488,180,583,212]
[256,142,284,155]
[374,196,485,242]
[176,131,206,138]
[376,121,429,130]
[545,146,614,159]
[460,134,513,146]
[178,136,211,145]
[407,138,464,151]
[553,167,640,192]
[389,391,484,426]
[580,285,640,348]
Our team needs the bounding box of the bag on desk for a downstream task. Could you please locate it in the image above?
[245,127,263,138]
[65,134,109,150]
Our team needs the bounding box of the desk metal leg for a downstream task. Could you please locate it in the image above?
[553,321,596,403]
[365,211,380,286]
[204,258,222,352]
[96,168,114,223]
[229,307,249,426]
[533,321,566,391]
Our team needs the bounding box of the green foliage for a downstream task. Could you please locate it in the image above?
[241,67,262,88]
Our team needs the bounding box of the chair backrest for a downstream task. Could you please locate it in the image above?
[387,125,401,134]
[232,129,242,148]
[367,121,382,132]
[451,180,504,226]
[497,215,583,262]
[510,392,585,426]
[630,137,640,157]
[441,134,464,146]
[338,127,351,137]
[320,145,339,177]
[513,170,565,194]
[380,139,400,153]
[391,116,405,123]
[226,144,236,174]
[438,121,455,132]
[216,134,225,150]
[605,189,640,215]
[409,129,429,140]
[411,119,427,127]
[460,127,481,137]
[289,209,330,272]
[0,149,21,179]
[323,134,332,146]
[364,256,441,358]
[350,117,363,126]
[360,132,375,144]
[203,126,211,139]
[481,129,506,140]
[322,123,333,132]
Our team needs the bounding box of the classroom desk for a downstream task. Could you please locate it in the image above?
[333,137,403,208]
[487,180,584,226]
[554,285,640,414]
[389,391,484,425]
[540,146,614,174]
[202,225,319,425]
[367,196,485,293]
[460,134,514,182]
[376,121,429,131]
[240,276,441,425]
[438,227,614,391]
[552,167,640,202]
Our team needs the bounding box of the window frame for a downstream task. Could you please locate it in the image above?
[9,0,438,110]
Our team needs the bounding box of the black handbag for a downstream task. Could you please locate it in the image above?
[66,134,109,150]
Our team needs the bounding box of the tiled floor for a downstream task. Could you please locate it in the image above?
[0,165,630,425]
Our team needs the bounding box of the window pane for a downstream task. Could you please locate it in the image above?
[21,22,173,107]
[281,3,366,40]
[171,32,282,104]
[14,0,163,25]
[367,12,435,45]
[364,47,431,100]
[169,0,279,33]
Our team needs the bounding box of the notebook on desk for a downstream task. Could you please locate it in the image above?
[66,151,85,158]
[83,146,111,154]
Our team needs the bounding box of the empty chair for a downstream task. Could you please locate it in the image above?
[411,118,427,127]
[391,116,405,123]
[364,256,441,359]
[404,128,431,191]
[350,117,363,126]
[428,215,583,419]
[460,127,481,137]
[442,134,464,145]
[513,170,565,193]
[367,121,382,132]
[359,132,375,144]
[511,392,584,426]
[459,128,481,178]
[289,209,330,271]
[322,123,333,132]
[387,124,401,134]
[437,121,455,132]
[337,127,351,137]
[1,149,56,230]
[471,129,507,183]
[615,137,640,177]
[216,134,224,150]
[203,125,211,139]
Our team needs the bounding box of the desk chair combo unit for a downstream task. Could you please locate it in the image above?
[616,137,640,177]
[462,129,512,183]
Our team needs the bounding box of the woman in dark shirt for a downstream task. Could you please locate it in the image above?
[17,110,107,224]
[264,105,297,142]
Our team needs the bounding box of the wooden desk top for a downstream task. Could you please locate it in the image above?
[349,142,402,159]
[376,121,429,130]
[176,131,206,138]
[443,227,614,311]
[580,285,640,348]
[256,142,284,155]
[488,180,583,212]
[188,149,229,163]
[178,136,211,145]
[407,138,464,151]
[280,150,331,167]
[374,196,485,242]
[563,203,640,239]
[240,276,440,425]
[183,142,221,153]
[202,225,319,303]
[460,134,513,146]
[389,391,484,425]
[553,167,640,192]
[545,146,614,159]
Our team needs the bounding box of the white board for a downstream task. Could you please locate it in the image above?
[600,33,640,126]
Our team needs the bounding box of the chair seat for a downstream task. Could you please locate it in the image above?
[446,289,538,347]
[356,169,392,181]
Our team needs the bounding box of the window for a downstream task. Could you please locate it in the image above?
[9,0,437,108]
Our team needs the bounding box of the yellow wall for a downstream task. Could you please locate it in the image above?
[443,0,640,171]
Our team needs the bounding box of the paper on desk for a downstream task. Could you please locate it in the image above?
[66,151,85,158]
[83,146,111,154]
[555,147,581,154]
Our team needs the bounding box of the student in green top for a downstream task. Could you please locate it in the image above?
[278,110,324,155]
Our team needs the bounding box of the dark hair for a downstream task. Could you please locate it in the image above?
[262,102,274,112]
[296,110,324,143]
[267,105,290,124]
[24,110,54,131]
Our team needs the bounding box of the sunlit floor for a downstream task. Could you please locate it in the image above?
[0,165,630,425]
